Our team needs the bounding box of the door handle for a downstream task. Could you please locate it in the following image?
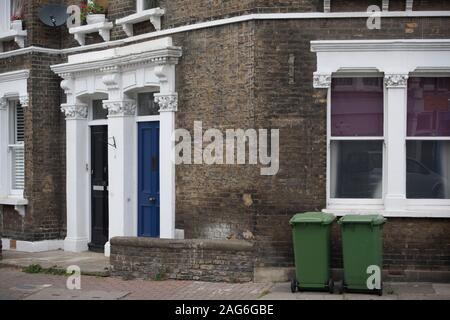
[148,197,156,203]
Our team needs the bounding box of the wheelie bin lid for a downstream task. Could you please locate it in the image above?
[338,214,386,226]
[289,212,336,225]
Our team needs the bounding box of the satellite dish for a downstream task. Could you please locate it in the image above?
[39,4,68,27]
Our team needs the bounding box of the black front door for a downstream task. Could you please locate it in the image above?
[89,125,109,252]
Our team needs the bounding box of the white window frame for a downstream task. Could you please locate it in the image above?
[312,39,450,218]
[0,0,11,33]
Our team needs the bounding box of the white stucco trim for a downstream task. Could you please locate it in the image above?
[312,39,450,218]
[1,238,64,252]
[51,37,181,254]
[1,11,450,59]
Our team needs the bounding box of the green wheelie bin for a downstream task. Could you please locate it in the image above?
[289,212,336,293]
[338,215,386,296]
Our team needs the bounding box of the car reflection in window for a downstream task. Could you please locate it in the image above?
[406,158,447,199]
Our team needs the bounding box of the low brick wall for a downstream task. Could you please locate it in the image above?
[110,237,255,282]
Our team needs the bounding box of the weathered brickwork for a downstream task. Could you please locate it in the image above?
[110,237,255,282]
[0,50,66,241]
[0,0,449,281]
[249,16,450,270]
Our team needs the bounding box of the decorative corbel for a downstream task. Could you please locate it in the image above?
[154,93,178,113]
[61,103,88,120]
[313,72,332,89]
[154,65,168,83]
[102,100,136,116]
[19,95,29,108]
[385,74,409,88]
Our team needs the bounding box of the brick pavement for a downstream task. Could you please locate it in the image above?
[0,267,271,300]
[1,267,449,300]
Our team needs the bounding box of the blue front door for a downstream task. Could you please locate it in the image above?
[138,121,160,237]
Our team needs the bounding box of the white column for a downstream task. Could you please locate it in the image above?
[384,74,408,211]
[155,93,177,239]
[61,104,89,252]
[103,99,136,256]
[153,63,177,239]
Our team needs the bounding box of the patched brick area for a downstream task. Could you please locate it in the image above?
[110,238,255,282]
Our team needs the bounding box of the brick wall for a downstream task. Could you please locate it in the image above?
[0,51,66,241]
[110,237,255,282]
[249,16,450,269]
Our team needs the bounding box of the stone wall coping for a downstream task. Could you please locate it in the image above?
[110,237,254,252]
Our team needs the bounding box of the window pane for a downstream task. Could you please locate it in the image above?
[331,77,384,137]
[92,100,108,120]
[406,140,450,199]
[138,92,159,116]
[407,77,450,137]
[331,140,383,198]
[143,0,158,10]
[15,103,24,143]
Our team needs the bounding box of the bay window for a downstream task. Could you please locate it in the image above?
[327,75,450,213]
[312,39,450,217]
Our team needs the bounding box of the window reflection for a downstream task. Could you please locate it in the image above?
[407,77,450,137]
[331,140,383,199]
[331,77,384,137]
[406,141,450,199]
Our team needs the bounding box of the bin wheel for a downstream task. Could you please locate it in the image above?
[328,279,334,294]
[339,281,346,294]
[290,279,298,293]
[377,283,383,296]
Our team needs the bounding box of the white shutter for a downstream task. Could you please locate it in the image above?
[9,102,25,190]
[0,0,11,33]
[12,145,24,189]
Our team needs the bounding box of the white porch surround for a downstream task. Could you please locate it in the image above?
[311,39,450,218]
[51,38,182,255]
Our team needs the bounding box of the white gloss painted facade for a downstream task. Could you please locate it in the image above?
[51,37,181,255]
[311,39,450,218]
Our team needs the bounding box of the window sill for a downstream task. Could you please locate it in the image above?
[0,196,28,206]
[69,21,113,46]
[323,206,450,218]
[116,8,165,37]
[0,28,27,50]
[0,196,28,217]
